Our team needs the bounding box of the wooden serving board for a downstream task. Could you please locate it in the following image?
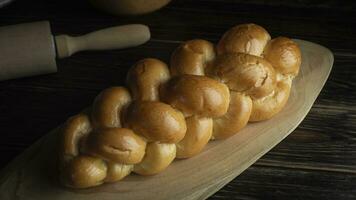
[0,39,333,200]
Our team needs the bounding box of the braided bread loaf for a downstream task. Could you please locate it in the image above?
[58,23,301,188]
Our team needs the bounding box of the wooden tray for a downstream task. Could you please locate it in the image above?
[0,39,333,200]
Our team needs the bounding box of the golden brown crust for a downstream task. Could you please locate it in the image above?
[161,74,230,117]
[263,37,301,76]
[213,92,252,139]
[212,53,276,99]
[170,39,215,76]
[217,23,271,56]
[104,162,133,182]
[134,142,176,175]
[124,101,187,143]
[61,155,107,189]
[249,79,292,121]
[59,113,92,165]
[86,128,146,164]
[176,116,212,158]
[127,58,170,101]
[91,87,131,129]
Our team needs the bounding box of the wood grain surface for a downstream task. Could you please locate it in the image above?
[0,0,355,199]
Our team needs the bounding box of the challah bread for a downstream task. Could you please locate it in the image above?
[58,23,301,188]
[161,74,230,155]
[59,59,181,188]
[86,128,146,164]
[176,116,212,158]
[134,142,176,175]
[263,37,301,76]
[125,59,182,175]
[58,112,137,188]
[212,53,276,99]
[124,101,186,143]
[217,23,271,56]
[215,23,300,121]
[91,87,131,129]
[212,92,252,139]
[170,43,255,139]
[249,80,292,121]
[161,74,230,118]
[104,162,133,182]
[170,39,234,142]
[246,36,300,121]
[170,39,215,76]
[127,58,170,101]
[58,113,92,166]
[61,155,107,188]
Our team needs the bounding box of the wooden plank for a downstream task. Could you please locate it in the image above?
[0,40,333,200]
[211,166,356,200]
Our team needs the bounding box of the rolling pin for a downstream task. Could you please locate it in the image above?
[0,21,151,81]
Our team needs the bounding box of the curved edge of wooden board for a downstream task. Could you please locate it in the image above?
[0,39,334,200]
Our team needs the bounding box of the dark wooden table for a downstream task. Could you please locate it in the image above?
[1,0,355,199]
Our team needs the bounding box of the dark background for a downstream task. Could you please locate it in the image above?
[0,0,356,199]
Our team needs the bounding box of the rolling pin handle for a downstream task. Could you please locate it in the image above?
[55,24,151,59]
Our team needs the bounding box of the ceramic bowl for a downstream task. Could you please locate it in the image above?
[90,0,171,15]
[0,0,14,8]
